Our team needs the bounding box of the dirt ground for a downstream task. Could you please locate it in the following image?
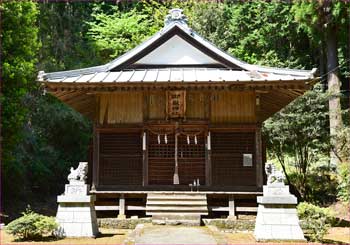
[1,225,349,244]
[0,228,128,244]
[323,227,350,244]
[330,201,350,222]
[223,228,350,244]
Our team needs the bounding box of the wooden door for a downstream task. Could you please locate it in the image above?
[147,127,206,186]
[178,133,206,185]
[148,132,175,185]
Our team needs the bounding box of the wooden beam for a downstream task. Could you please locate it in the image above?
[142,131,149,186]
[173,128,180,185]
[92,124,99,190]
[205,131,212,186]
[255,127,263,188]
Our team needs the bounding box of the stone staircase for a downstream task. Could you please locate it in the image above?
[146,193,208,226]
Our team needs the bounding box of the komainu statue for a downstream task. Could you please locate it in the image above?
[265,162,285,185]
[67,162,88,184]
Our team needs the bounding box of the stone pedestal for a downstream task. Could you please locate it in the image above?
[56,184,99,237]
[254,184,305,241]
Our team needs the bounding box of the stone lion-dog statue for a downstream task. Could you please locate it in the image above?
[265,162,285,185]
[67,162,88,184]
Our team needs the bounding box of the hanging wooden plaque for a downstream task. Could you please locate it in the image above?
[166,90,186,118]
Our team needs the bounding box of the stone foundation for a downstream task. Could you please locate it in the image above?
[254,184,305,241]
[56,184,99,237]
[98,217,152,229]
[203,216,255,231]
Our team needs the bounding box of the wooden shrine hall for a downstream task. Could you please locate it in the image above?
[38,9,317,219]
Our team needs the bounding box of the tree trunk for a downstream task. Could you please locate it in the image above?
[326,24,343,165]
[348,6,350,126]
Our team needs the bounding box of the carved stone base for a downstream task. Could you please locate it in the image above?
[56,193,99,237]
[254,185,305,241]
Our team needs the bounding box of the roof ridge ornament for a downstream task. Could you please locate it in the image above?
[165,8,188,27]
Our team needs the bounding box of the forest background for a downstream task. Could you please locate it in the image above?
[1,0,349,222]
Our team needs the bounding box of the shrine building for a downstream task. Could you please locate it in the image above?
[37,9,317,220]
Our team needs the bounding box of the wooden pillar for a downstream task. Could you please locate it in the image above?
[205,131,212,186]
[142,131,148,186]
[228,194,236,220]
[118,194,126,219]
[92,125,99,190]
[255,127,263,188]
[173,131,180,185]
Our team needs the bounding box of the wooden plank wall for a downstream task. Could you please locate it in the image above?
[186,92,206,119]
[211,132,256,186]
[148,92,166,119]
[210,91,255,123]
[98,91,256,124]
[99,92,143,124]
[99,132,143,185]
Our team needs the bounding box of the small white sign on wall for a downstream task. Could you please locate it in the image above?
[243,153,253,167]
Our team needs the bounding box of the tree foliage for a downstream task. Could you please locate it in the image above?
[2,1,40,200]
[263,84,331,201]
[87,6,155,61]
[38,3,100,71]
[2,2,92,221]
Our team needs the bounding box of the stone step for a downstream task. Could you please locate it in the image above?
[147,200,207,205]
[152,214,202,220]
[147,194,206,200]
[152,219,201,226]
[146,206,208,211]
[147,211,208,216]
[146,193,208,224]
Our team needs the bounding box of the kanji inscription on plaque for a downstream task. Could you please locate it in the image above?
[167,91,186,118]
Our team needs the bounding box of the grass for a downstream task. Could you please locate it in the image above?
[0,228,128,244]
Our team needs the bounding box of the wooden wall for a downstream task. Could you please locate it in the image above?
[98,90,256,124]
[99,132,143,186]
[210,91,255,123]
[148,91,166,119]
[186,92,207,119]
[211,132,256,186]
[99,92,143,124]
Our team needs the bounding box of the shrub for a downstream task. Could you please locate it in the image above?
[297,202,335,242]
[337,162,350,202]
[6,207,58,241]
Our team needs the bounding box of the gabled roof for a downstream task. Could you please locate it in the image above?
[38,9,317,82]
[43,68,315,84]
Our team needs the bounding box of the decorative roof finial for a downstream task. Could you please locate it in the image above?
[164,8,188,27]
